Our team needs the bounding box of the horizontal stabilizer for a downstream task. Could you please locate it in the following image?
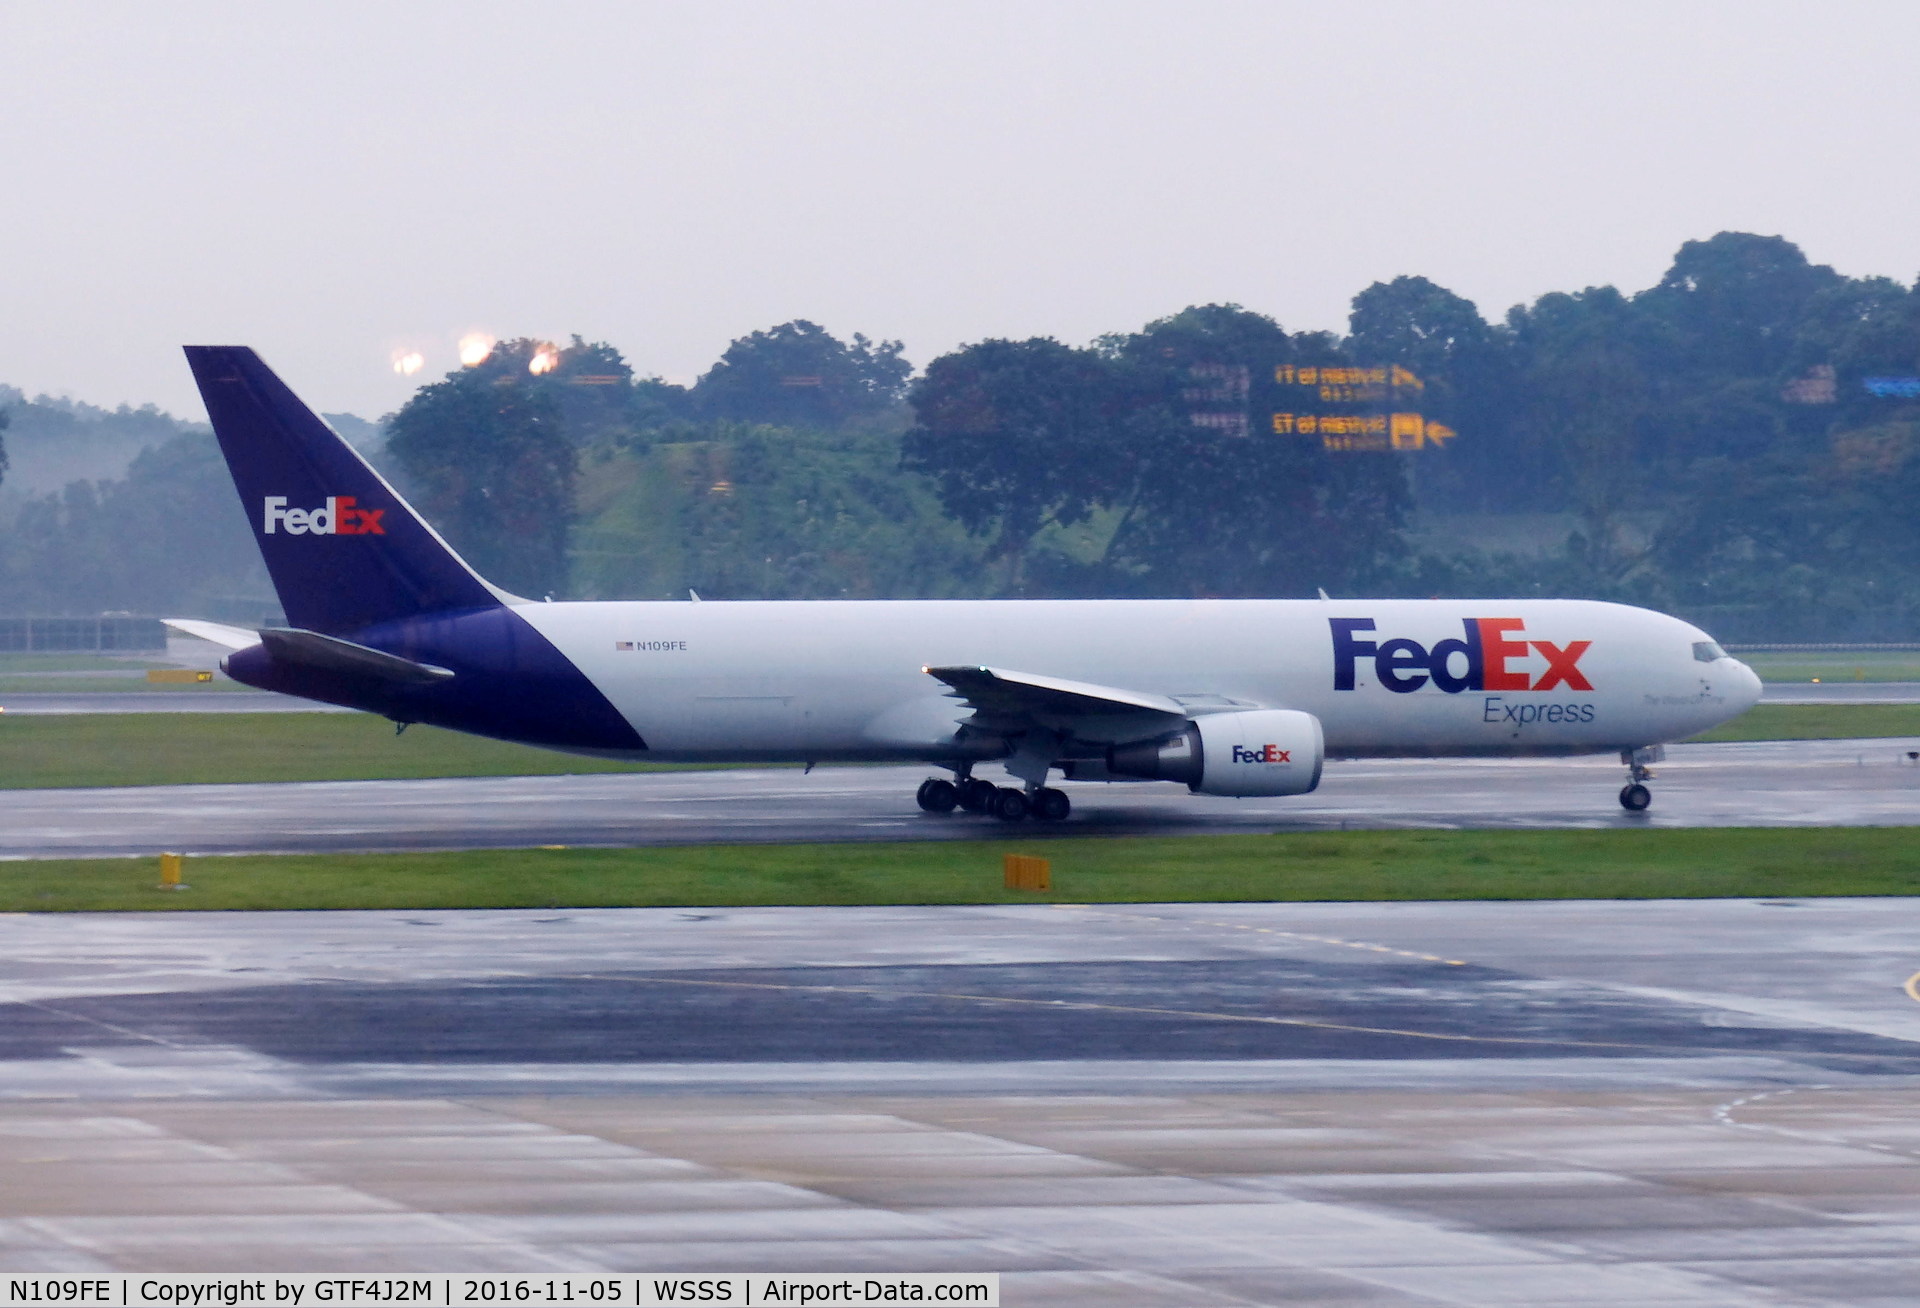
[162,618,261,651]
[259,627,454,686]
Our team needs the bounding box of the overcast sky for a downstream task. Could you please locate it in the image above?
[5,1,1918,420]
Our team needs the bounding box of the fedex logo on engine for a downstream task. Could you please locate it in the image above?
[262,496,386,536]
[1331,617,1591,694]
[1231,744,1291,764]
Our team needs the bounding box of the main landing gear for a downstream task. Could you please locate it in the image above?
[1618,745,1663,811]
[916,769,1070,822]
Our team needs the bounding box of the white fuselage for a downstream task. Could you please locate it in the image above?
[511,597,1762,764]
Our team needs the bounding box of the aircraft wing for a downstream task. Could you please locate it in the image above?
[162,618,261,650]
[925,665,1190,743]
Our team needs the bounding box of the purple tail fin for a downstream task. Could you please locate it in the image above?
[185,346,505,635]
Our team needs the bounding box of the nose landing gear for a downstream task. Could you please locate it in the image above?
[1618,745,1664,811]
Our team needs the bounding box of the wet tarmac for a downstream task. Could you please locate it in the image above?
[0,737,1915,859]
[2,898,1918,1300]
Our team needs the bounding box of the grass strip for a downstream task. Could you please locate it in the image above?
[0,712,707,788]
[1686,703,1920,742]
[1741,653,1920,684]
[5,827,1917,913]
[0,655,170,672]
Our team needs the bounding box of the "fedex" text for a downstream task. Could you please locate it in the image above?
[262,496,386,536]
[1332,617,1591,694]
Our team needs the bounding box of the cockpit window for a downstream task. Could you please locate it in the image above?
[1692,640,1727,663]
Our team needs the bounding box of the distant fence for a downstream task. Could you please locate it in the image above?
[0,617,168,652]
[1726,644,1920,653]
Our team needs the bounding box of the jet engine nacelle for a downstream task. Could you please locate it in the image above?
[1106,709,1324,797]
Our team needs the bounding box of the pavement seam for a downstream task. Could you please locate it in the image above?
[558,971,1920,1063]
[1055,904,1469,965]
[1713,1084,1920,1163]
[19,997,196,1051]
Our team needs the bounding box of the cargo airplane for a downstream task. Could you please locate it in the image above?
[171,346,1762,821]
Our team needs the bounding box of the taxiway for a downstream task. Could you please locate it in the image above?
[1,898,1917,1301]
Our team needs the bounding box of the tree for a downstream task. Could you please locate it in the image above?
[1346,276,1516,513]
[573,421,981,602]
[534,334,698,448]
[1525,336,1654,591]
[0,430,268,618]
[385,339,580,597]
[1650,418,1920,641]
[0,406,9,492]
[901,337,1122,591]
[694,321,911,427]
[1347,276,1492,379]
[1638,232,1842,381]
[1098,305,1411,597]
[904,307,1415,599]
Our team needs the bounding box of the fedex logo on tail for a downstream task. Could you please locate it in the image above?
[1331,617,1591,694]
[262,496,386,536]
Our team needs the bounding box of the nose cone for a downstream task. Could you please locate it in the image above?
[1727,658,1763,712]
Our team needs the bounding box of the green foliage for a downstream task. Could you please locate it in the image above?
[1348,275,1509,473]
[901,337,1125,590]
[575,422,980,600]
[1353,233,1920,637]
[0,386,195,492]
[0,429,268,618]
[0,394,273,619]
[693,320,910,427]
[902,307,1413,598]
[1642,232,1843,379]
[5,238,1920,635]
[384,338,588,597]
[1097,305,1411,598]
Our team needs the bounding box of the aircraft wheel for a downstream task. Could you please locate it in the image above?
[916,778,958,813]
[1031,787,1071,822]
[958,778,997,813]
[1619,782,1652,811]
[991,786,1030,821]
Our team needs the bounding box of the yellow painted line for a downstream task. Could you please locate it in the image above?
[1905,970,1920,1004]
